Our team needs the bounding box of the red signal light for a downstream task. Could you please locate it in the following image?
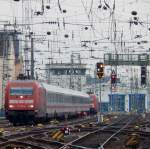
[111,71,117,85]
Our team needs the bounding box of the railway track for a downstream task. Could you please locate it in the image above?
[0,118,12,128]
[0,116,98,149]
[59,115,139,149]
[1,114,149,149]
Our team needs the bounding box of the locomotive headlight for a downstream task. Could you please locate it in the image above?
[29,105,34,108]
[9,105,14,108]
[20,95,23,99]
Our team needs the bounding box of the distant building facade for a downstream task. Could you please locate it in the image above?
[0,31,23,109]
[45,63,86,91]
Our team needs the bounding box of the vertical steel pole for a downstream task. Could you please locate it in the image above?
[2,33,6,112]
[48,41,50,84]
[98,79,102,123]
[31,37,34,79]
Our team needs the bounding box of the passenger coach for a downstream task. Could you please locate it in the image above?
[5,80,97,124]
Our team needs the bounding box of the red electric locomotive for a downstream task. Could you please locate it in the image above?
[5,80,98,124]
[5,80,46,124]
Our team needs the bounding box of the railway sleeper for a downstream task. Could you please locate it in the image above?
[0,140,47,149]
[29,136,65,146]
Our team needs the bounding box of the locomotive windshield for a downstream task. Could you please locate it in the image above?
[10,87,33,95]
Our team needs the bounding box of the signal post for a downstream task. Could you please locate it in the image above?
[96,62,104,123]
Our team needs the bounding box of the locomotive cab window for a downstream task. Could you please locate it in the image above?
[10,87,33,95]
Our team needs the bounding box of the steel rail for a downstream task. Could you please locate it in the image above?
[59,115,133,149]
[98,116,137,149]
[0,140,47,149]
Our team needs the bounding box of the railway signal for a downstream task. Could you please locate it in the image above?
[141,66,146,86]
[111,71,117,85]
[96,63,104,79]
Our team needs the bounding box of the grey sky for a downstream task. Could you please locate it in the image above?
[0,0,150,78]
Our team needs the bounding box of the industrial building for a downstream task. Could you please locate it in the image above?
[128,93,146,113]
[45,62,86,91]
[109,94,126,112]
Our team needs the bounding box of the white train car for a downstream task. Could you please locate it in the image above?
[42,83,92,118]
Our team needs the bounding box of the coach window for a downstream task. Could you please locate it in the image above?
[69,96,72,103]
[47,93,50,103]
[74,96,77,103]
[46,93,49,102]
[70,96,72,103]
[60,94,63,103]
[64,96,66,103]
[79,97,81,104]
[64,95,66,103]
[50,93,52,103]
[58,94,60,103]
[48,93,51,103]
[89,98,91,104]
[57,94,59,103]
[54,94,56,103]
[72,96,76,103]
[72,96,74,103]
[80,98,82,104]
[62,95,65,103]
[66,95,68,103]
[65,95,67,103]
[49,93,52,103]
[83,98,85,104]
[59,94,61,103]
[63,95,65,103]
[67,96,70,103]
[67,96,69,103]
[53,94,55,103]
[86,98,88,104]
[77,97,79,103]
[68,96,72,103]
[61,94,63,103]
[52,94,54,103]
[75,97,77,103]
[48,93,50,103]
[70,96,73,103]
[56,94,58,103]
